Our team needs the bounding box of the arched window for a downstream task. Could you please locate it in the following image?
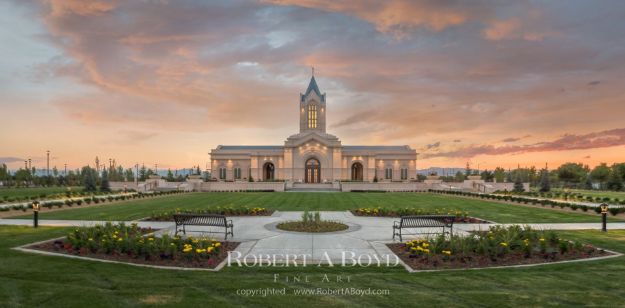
[308,105,317,128]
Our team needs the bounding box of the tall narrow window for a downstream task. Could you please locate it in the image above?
[219,167,226,180]
[385,168,393,180]
[401,168,408,180]
[308,105,317,128]
[234,167,241,180]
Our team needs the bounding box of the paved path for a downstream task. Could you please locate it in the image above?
[4,212,625,263]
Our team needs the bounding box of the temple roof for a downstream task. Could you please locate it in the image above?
[301,76,325,102]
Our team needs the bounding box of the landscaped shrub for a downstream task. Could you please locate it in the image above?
[147,207,273,221]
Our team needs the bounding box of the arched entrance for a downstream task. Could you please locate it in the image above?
[351,162,363,181]
[305,158,321,183]
[263,162,275,181]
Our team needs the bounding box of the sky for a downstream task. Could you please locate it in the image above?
[1,0,625,172]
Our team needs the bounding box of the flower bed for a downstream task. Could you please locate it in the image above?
[27,222,238,269]
[351,207,487,223]
[387,225,611,271]
[146,207,273,221]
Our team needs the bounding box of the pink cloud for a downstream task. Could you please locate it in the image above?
[423,128,625,159]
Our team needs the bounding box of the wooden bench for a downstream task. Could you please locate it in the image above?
[392,215,455,241]
[173,214,234,239]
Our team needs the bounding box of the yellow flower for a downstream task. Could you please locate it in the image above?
[196,248,206,253]
[500,242,508,247]
[183,248,192,253]
[423,249,430,253]
[88,238,93,241]
[539,238,545,242]
[117,238,123,242]
[214,242,221,247]
[148,238,154,241]
[442,250,451,255]
[207,247,214,253]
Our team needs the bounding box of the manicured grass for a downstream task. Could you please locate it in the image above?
[1,226,625,307]
[0,186,82,199]
[14,192,619,223]
[549,188,625,200]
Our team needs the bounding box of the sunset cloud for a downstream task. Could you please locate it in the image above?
[1,0,625,169]
[423,128,625,159]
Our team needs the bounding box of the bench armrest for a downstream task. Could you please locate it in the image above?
[227,219,233,227]
[393,221,400,228]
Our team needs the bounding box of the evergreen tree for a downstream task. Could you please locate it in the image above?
[100,169,110,192]
[513,173,525,192]
[124,168,135,182]
[139,165,147,181]
[83,167,97,192]
[166,169,175,181]
[539,169,550,192]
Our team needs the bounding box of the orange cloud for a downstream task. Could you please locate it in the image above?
[422,128,625,159]
[263,0,471,36]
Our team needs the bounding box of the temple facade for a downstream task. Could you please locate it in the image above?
[210,76,417,183]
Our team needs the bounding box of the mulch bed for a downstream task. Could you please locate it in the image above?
[350,211,488,223]
[26,238,240,269]
[387,243,612,271]
[276,221,349,233]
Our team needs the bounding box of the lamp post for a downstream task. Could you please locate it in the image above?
[32,201,40,228]
[600,203,609,232]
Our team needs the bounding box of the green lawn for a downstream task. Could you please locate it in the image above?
[1,226,625,307]
[549,188,625,200]
[0,186,82,200]
[13,192,619,223]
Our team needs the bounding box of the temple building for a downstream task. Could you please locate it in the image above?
[209,75,418,183]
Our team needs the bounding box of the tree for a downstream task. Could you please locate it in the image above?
[557,163,588,188]
[124,168,135,182]
[612,163,625,183]
[454,171,465,182]
[166,169,175,181]
[83,167,97,192]
[493,167,505,183]
[607,170,623,191]
[590,163,610,189]
[539,168,550,192]
[139,165,147,181]
[514,173,525,192]
[100,169,110,192]
[480,170,494,182]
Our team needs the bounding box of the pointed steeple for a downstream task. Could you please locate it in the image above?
[305,75,322,97]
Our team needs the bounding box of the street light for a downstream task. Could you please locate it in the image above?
[600,203,609,232]
[32,201,40,228]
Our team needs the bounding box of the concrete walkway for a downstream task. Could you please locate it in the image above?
[3,211,625,263]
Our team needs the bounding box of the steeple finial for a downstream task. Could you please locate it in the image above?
[312,66,314,77]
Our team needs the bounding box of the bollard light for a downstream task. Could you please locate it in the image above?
[32,201,40,228]
[600,203,609,232]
